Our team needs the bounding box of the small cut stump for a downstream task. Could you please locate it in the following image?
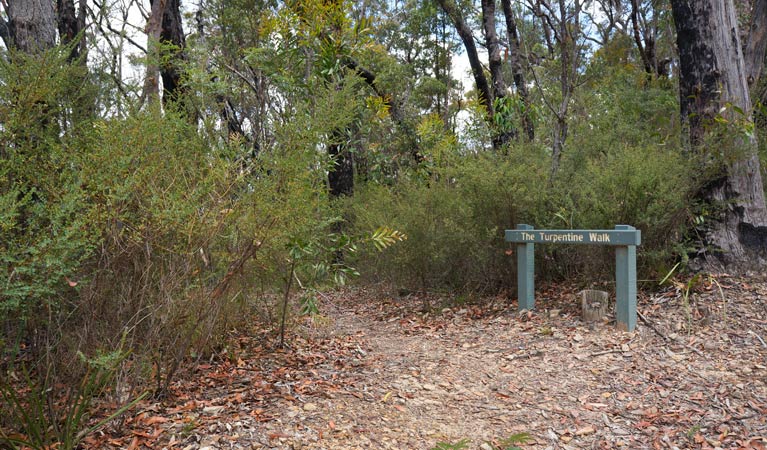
[581,289,609,323]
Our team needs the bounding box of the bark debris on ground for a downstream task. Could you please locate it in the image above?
[85,276,767,450]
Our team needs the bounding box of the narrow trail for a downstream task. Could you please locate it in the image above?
[113,281,767,450]
[307,284,767,449]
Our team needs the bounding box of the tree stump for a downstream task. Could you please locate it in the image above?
[581,289,609,324]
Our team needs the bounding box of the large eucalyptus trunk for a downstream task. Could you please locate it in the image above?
[671,0,767,268]
[158,0,187,106]
[6,0,56,53]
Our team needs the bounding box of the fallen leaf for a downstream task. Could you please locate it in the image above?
[575,426,596,436]
[126,436,140,450]
[141,416,169,426]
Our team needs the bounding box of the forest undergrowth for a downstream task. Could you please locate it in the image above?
[4,277,765,449]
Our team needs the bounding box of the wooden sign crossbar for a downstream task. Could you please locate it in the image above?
[505,224,641,331]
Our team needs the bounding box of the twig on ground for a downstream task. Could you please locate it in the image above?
[637,310,668,340]
[589,349,624,357]
[748,330,767,348]
[638,311,705,357]
[681,341,706,358]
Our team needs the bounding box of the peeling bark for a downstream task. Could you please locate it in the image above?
[671,0,767,268]
[142,0,166,104]
[157,0,186,105]
[482,0,505,102]
[7,0,56,53]
[743,0,767,89]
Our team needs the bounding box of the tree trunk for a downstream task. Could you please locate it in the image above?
[549,0,578,179]
[501,0,534,141]
[56,0,86,62]
[157,0,187,105]
[482,0,516,148]
[671,0,767,268]
[743,0,767,90]
[630,0,656,77]
[550,114,567,178]
[481,0,505,103]
[6,0,56,53]
[436,0,493,121]
[328,132,354,198]
[57,0,93,125]
[534,0,555,57]
[142,0,166,104]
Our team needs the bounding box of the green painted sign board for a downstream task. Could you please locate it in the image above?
[505,224,641,332]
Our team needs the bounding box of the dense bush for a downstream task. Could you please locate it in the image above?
[349,149,545,289]
[0,51,336,396]
[0,51,100,358]
[346,68,693,292]
[347,144,690,292]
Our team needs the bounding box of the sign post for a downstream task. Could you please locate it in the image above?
[505,225,641,331]
[516,224,535,310]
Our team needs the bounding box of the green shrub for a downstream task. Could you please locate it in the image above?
[550,143,692,277]
[1,351,146,450]
[347,141,691,292]
[0,49,98,324]
[346,148,549,292]
[345,60,691,292]
[0,50,337,394]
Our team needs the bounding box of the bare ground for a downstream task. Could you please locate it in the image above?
[108,277,767,450]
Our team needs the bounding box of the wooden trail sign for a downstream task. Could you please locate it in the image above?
[505,224,641,331]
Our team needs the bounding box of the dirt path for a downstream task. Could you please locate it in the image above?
[114,279,767,450]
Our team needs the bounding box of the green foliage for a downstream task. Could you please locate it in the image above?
[429,432,530,450]
[0,351,146,450]
[497,432,531,449]
[0,49,99,320]
[277,222,406,345]
[60,108,256,392]
[348,130,691,291]
[0,0,732,447]
[553,144,692,274]
[492,95,538,137]
[347,149,549,291]
[430,439,470,450]
[0,48,341,394]
[370,226,408,251]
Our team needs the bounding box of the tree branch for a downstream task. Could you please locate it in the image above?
[341,57,423,162]
[436,0,494,119]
